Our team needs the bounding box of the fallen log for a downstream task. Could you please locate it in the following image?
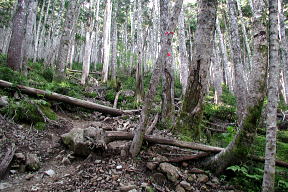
[0,80,133,116]
[146,113,159,135]
[106,131,223,152]
[106,131,288,168]
[0,143,16,179]
[67,69,102,75]
[166,152,210,163]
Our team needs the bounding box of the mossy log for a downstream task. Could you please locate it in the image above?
[0,80,136,116]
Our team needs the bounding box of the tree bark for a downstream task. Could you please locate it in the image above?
[55,0,80,81]
[102,0,112,83]
[176,0,217,139]
[262,0,280,191]
[130,0,184,157]
[7,0,28,72]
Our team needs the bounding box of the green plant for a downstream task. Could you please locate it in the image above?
[221,85,236,106]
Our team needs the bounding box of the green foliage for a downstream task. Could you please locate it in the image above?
[203,103,237,122]
[0,65,28,84]
[221,85,237,106]
[105,89,116,103]
[34,122,46,131]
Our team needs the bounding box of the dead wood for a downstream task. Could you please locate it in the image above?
[145,113,159,135]
[106,131,224,152]
[0,80,135,116]
[106,131,288,168]
[0,143,16,179]
[166,152,210,163]
[67,69,102,75]
[113,90,122,108]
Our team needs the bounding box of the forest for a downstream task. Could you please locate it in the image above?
[0,0,288,191]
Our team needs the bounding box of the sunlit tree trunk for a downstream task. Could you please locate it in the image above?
[110,2,118,85]
[55,0,80,81]
[7,0,28,72]
[130,0,184,157]
[228,0,248,123]
[22,0,37,75]
[33,0,45,62]
[136,0,145,102]
[102,0,112,83]
[176,0,217,139]
[212,41,223,104]
[178,6,189,95]
[161,0,175,121]
[262,0,280,191]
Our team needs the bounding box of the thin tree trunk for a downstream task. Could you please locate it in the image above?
[130,0,184,157]
[262,0,280,191]
[110,3,118,85]
[102,0,112,83]
[176,0,217,139]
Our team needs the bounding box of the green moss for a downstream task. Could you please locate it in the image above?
[278,131,288,143]
[35,122,46,130]
[203,103,237,122]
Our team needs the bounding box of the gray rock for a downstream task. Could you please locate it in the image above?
[151,172,167,186]
[180,181,191,190]
[146,162,158,170]
[159,163,180,183]
[0,96,8,107]
[44,169,55,177]
[176,185,186,192]
[62,157,71,165]
[119,184,137,192]
[26,153,40,171]
[15,153,25,161]
[0,182,12,190]
[211,177,220,184]
[187,174,197,182]
[197,174,209,183]
[61,127,107,156]
[128,189,138,192]
[107,141,130,151]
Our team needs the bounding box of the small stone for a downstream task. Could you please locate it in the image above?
[146,162,158,170]
[10,170,17,174]
[206,181,217,188]
[211,177,219,184]
[26,153,40,171]
[151,172,167,186]
[120,149,127,157]
[197,174,209,183]
[116,165,123,170]
[187,174,197,182]
[180,180,191,190]
[0,182,12,190]
[95,160,102,164]
[182,162,189,167]
[128,189,137,192]
[44,169,55,177]
[62,157,71,165]
[175,185,186,192]
[119,185,137,192]
[0,96,8,107]
[25,173,34,180]
[159,163,180,183]
[15,153,25,161]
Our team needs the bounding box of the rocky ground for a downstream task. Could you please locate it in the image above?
[0,110,243,192]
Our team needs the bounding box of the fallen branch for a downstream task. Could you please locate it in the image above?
[106,131,223,152]
[146,113,159,135]
[250,155,288,168]
[0,143,16,179]
[0,80,134,116]
[166,152,210,163]
[113,90,122,108]
[67,69,102,75]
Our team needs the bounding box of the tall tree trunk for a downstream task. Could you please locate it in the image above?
[262,0,280,191]
[22,0,37,75]
[33,0,45,62]
[161,0,175,121]
[176,0,217,139]
[212,41,223,104]
[227,0,248,123]
[136,0,145,103]
[7,0,28,72]
[110,2,118,85]
[102,0,112,83]
[130,0,184,157]
[55,0,80,81]
[203,0,268,174]
[178,6,189,95]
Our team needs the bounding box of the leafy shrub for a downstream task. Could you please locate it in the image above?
[221,85,236,106]
[0,66,28,84]
[203,102,237,122]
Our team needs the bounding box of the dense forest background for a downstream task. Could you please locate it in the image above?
[1,0,288,191]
